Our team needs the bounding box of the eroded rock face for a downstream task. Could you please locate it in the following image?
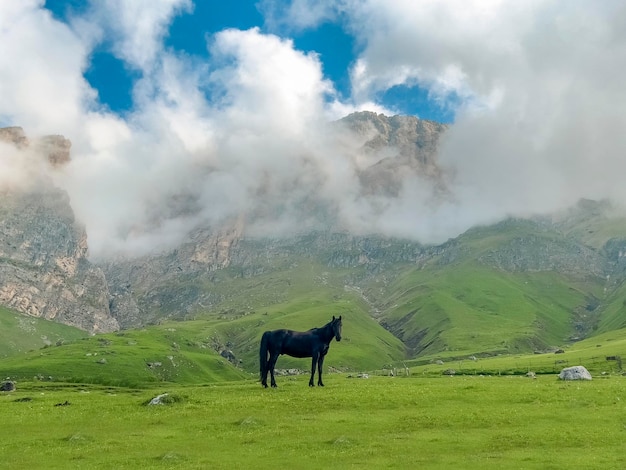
[35,134,71,167]
[0,188,119,333]
[0,126,71,166]
[339,112,448,197]
[0,127,29,148]
[0,127,118,333]
[101,223,244,328]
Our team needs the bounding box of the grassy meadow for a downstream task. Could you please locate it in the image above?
[3,209,626,468]
[1,375,625,469]
[0,306,87,358]
[0,304,625,469]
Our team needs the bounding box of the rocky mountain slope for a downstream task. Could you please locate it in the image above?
[0,127,118,333]
[2,114,626,362]
[338,111,447,196]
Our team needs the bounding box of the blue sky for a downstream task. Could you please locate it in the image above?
[43,0,453,122]
[2,1,626,258]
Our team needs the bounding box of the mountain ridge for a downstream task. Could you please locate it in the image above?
[2,114,626,367]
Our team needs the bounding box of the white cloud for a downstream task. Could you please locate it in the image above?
[0,2,94,135]
[309,0,626,232]
[4,1,626,259]
[258,0,343,31]
[85,0,193,72]
[208,28,334,135]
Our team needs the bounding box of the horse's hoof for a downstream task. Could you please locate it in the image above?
[262,384,268,388]
[271,384,277,388]
[309,383,314,387]
[318,383,324,387]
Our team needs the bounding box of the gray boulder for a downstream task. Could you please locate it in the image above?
[1,381,16,391]
[148,393,169,405]
[558,365,592,381]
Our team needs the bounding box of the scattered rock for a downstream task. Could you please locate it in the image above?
[220,349,237,364]
[275,368,303,376]
[0,381,16,392]
[526,371,536,378]
[148,393,169,405]
[558,365,592,381]
[443,369,456,376]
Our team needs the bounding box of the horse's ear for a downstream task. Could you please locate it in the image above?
[332,315,336,321]
[339,316,342,321]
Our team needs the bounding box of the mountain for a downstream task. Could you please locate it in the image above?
[101,203,626,366]
[0,127,118,333]
[338,111,447,197]
[2,114,626,374]
[0,304,87,358]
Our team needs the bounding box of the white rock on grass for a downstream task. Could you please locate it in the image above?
[558,365,592,381]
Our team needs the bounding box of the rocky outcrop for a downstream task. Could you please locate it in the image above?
[4,116,626,344]
[0,127,28,148]
[34,134,71,167]
[101,223,243,328]
[0,126,71,166]
[558,365,592,380]
[339,112,448,196]
[0,127,118,333]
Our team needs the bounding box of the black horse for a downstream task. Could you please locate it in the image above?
[259,316,342,388]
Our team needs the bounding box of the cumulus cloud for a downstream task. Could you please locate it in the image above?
[259,0,343,31]
[0,2,94,135]
[84,0,193,72]
[299,0,626,229]
[2,1,626,258]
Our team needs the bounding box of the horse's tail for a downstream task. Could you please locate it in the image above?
[259,331,269,381]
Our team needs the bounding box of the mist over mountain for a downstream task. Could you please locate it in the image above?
[3,115,626,365]
[0,127,117,333]
[4,2,626,260]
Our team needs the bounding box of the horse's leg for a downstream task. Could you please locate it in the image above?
[317,353,325,387]
[260,333,269,388]
[261,358,269,388]
[268,352,280,388]
[309,352,319,387]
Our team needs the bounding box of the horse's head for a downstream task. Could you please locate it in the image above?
[331,315,342,342]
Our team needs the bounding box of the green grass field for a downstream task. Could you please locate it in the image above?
[1,375,624,469]
[0,306,87,358]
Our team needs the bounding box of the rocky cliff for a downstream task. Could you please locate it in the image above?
[101,223,244,328]
[5,113,625,340]
[99,112,450,326]
[0,127,118,333]
[339,111,448,196]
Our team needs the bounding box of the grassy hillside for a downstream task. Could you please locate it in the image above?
[596,285,626,332]
[206,294,406,373]
[0,306,87,358]
[0,291,406,386]
[5,202,626,387]
[553,199,626,249]
[410,326,626,377]
[151,257,407,373]
[0,324,248,386]
[362,217,610,361]
[375,263,592,359]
